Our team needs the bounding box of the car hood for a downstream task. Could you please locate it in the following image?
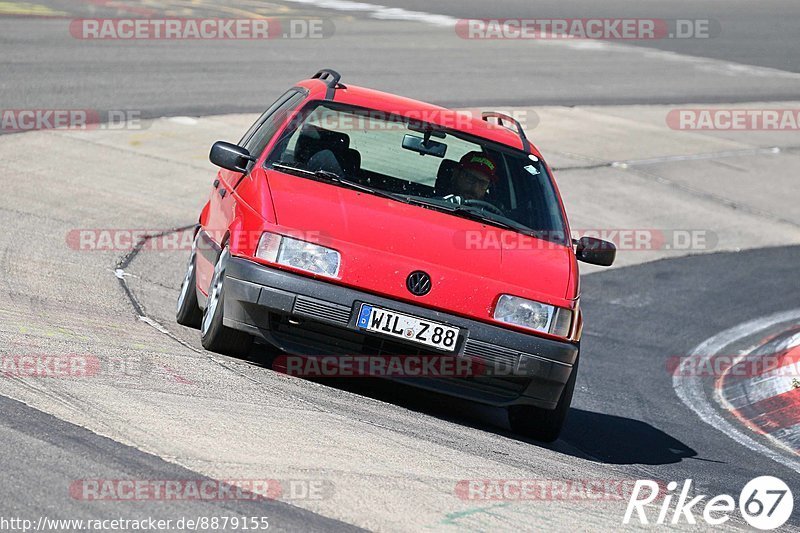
[266,171,575,316]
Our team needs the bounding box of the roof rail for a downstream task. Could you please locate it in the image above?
[311,68,345,99]
[481,112,531,151]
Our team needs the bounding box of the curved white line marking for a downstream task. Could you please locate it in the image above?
[673,308,800,474]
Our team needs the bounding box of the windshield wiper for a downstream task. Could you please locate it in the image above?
[407,198,546,236]
[386,195,519,231]
[448,206,522,232]
[272,163,403,202]
[450,208,557,240]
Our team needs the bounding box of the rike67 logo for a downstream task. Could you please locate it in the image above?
[624,477,793,529]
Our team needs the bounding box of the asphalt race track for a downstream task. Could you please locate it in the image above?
[1,0,799,531]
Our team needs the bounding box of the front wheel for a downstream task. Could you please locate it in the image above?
[508,354,579,442]
[200,245,253,357]
[176,232,203,328]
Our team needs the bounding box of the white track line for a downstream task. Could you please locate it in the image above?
[282,0,800,79]
[673,308,800,474]
[281,0,458,26]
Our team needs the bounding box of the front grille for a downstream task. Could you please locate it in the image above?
[293,296,351,326]
[272,316,363,354]
[270,317,532,397]
[459,338,531,394]
[463,338,520,370]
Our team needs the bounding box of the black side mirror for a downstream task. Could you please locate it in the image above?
[575,236,616,266]
[210,141,255,173]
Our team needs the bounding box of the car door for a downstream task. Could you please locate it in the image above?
[196,89,308,295]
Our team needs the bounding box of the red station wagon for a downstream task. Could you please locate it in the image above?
[176,69,615,441]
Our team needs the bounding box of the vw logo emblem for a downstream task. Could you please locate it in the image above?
[406,271,432,296]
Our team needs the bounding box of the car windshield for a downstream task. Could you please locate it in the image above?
[266,102,569,243]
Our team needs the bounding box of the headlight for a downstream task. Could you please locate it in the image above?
[256,232,340,278]
[493,294,573,337]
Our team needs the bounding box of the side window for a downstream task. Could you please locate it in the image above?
[242,90,306,159]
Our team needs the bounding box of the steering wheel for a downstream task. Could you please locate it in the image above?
[463,199,504,216]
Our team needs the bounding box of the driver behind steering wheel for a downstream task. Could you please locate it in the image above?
[444,151,498,206]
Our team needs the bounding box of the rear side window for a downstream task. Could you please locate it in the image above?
[240,89,306,158]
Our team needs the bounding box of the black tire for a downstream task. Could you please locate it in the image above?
[200,245,253,357]
[176,233,203,328]
[508,353,579,443]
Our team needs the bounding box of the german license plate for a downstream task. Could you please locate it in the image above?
[357,304,459,352]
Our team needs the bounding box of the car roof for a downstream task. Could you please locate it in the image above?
[295,78,542,157]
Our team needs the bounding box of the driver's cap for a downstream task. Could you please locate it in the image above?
[459,151,498,182]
